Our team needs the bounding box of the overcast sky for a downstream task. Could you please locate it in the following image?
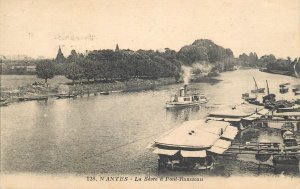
[0,0,299,59]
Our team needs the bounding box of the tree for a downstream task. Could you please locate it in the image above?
[259,54,276,68]
[177,45,209,65]
[67,49,79,63]
[81,59,98,82]
[36,60,55,83]
[64,62,83,85]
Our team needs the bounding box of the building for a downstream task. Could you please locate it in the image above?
[55,46,66,63]
[115,44,119,51]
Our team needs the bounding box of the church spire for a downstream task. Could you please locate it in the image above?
[55,46,66,63]
[115,44,119,51]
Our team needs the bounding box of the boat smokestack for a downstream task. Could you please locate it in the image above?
[179,85,188,97]
[180,87,185,97]
[184,84,188,96]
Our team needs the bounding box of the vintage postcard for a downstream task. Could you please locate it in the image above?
[0,0,299,188]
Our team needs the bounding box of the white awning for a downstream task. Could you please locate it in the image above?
[221,131,238,140]
[208,146,227,154]
[274,112,300,117]
[153,148,179,156]
[155,120,222,148]
[250,113,263,118]
[180,150,207,158]
[224,118,241,122]
[258,109,270,115]
[242,117,256,121]
[213,139,231,149]
[225,125,238,133]
[243,113,262,121]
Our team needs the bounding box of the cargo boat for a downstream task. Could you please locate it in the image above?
[251,77,265,93]
[206,103,265,128]
[279,83,289,94]
[149,120,238,170]
[273,155,299,165]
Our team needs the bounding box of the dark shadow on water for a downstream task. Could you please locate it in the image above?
[191,78,222,85]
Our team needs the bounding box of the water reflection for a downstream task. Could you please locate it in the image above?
[166,106,201,121]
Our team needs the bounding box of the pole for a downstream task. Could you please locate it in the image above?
[266,80,270,95]
[253,77,258,89]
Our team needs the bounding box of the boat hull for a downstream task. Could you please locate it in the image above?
[0,101,8,106]
[56,94,77,99]
[158,155,215,171]
[273,155,299,165]
[17,96,48,101]
[251,88,265,93]
[166,101,201,109]
[272,155,299,173]
[100,92,109,95]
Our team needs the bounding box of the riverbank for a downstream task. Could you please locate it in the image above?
[0,77,176,103]
[69,77,178,94]
[259,68,298,78]
[0,73,223,104]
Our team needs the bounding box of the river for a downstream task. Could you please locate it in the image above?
[1,69,299,176]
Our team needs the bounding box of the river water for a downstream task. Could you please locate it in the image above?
[1,69,299,176]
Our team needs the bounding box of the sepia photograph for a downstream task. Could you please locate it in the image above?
[0,0,300,188]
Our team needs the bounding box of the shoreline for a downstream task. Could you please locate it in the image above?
[0,74,223,105]
[0,77,172,104]
[2,68,299,106]
[259,68,299,78]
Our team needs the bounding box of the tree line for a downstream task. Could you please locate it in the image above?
[35,39,300,84]
[36,39,237,84]
[238,53,300,74]
[37,49,181,84]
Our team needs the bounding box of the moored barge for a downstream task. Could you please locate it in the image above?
[149,120,238,170]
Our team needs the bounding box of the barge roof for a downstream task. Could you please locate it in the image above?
[154,120,236,149]
[208,103,263,118]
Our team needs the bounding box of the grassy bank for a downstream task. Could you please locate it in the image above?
[259,68,298,78]
[0,72,222,104]
[68,77,177,94]
[0,75,178,103]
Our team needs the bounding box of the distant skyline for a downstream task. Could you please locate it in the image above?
[0,0,299,59]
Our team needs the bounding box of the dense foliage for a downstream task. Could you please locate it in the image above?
[45,39,237,83]
[3,38,299,83]
[238,52,300,75]
[36,60,55,83]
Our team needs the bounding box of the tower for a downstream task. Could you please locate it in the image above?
[55,46,66,63]
[115,44,119,51]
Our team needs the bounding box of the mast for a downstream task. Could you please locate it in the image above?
[266,80,270,95]
[253,77,258,89]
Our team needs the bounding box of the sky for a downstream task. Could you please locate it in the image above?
[0,0,299,59]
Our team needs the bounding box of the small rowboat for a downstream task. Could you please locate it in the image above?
[0,98,8,106]
[56,94,77,99]
[100,91,109,95]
